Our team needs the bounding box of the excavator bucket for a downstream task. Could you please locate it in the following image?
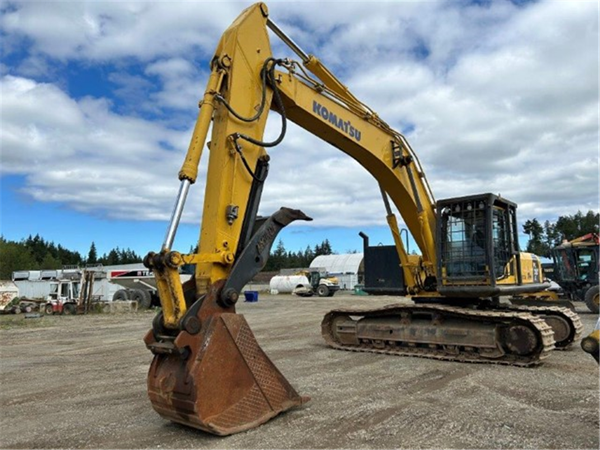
[144,285,307,435]
[144,208,312,435]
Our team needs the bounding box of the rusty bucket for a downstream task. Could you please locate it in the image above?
[143,281,308,436]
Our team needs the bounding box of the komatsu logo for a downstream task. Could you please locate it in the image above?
[312,101,362,142]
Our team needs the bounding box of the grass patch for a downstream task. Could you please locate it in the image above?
[0,314,53,330]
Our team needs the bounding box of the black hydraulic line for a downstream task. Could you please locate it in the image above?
[226,58,288,181]
[215,57,287,150]
[214,58,271,123]
[233,58,288,149]
[232,140,268,182]
[379,185,393,216]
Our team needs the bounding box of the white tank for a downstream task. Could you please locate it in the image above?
[269,275,309,294]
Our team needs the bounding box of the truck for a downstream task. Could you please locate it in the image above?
[13,267,114,302]
[44,269,97,315]
[109,268,192,309]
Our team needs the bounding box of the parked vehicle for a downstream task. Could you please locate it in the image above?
[551,233,599,313]
[269,269,340,297]
[109,269,192,309]
[44,269,97,315]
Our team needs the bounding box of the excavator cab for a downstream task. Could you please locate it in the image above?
[437,193,532,297]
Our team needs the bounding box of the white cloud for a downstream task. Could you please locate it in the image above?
[0,74,200,222]
[145,57,206,110]
[1,1,245,61]
[0,0,598,241]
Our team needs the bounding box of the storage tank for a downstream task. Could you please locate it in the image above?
[269,275,309,294]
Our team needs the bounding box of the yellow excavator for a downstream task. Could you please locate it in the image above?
[142,3,582,436]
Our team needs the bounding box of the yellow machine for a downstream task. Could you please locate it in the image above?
[292,269,340,297]
[142,3,582,436]
[581,319,599,363]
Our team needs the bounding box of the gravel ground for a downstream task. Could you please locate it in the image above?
[0,294,598,449]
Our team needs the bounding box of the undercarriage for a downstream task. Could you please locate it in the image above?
[321,302,581,366]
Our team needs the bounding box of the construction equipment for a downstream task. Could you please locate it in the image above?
[550,233,599,313]
[581,318,600,363]
[142,3,582,435]
[292,269,340,297]
[44,269,98,315]
[271,269,340,297]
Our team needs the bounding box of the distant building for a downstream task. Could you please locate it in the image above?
[309,254,364,290]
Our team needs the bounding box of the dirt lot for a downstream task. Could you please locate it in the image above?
[0,294,598,449]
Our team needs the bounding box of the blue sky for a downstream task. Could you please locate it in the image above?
[1,0,598,261]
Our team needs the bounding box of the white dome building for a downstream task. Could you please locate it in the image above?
[310,253,364,290]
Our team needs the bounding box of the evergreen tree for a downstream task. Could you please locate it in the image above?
[87,242,98,264]
[0,238,38,279]
[104,249,120,265]
[523,218,548,256]
[523,210,599,256]
[302,245,315,267]
[554,210,599,243]
[314,239,333,256]
[544,220,560,251]
[40,253,61,270]
[266,239,287,271]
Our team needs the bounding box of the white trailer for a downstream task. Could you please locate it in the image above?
[108,268,191,309]
[11,264,191,310]
[12,279,55,300]
[12,267,113,301]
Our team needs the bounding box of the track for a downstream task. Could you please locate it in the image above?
[501,304,583,349]
[322,303,556,367]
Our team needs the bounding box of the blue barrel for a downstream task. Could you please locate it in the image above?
[244,291,259,302]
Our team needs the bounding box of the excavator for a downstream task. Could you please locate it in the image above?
[142,3,583,436]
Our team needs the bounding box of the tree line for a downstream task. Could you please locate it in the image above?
[263,239,334,271]
[1,210,596,279]
[186,239,336,272]
[0,234,335,280]
[523,210,599,257]
[0,235,142,279]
